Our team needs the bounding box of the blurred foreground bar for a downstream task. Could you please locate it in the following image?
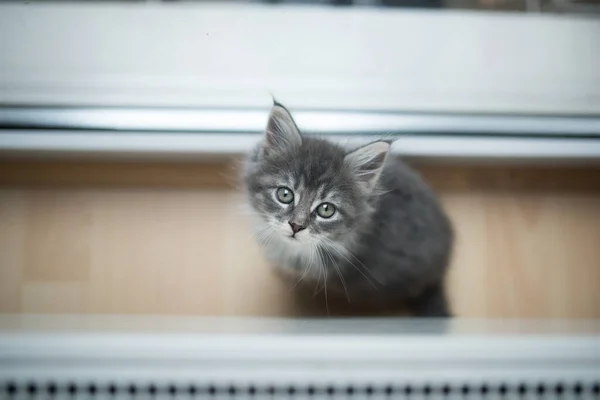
[0,316,599,399]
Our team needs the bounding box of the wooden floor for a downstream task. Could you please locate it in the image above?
[1,160,599,318]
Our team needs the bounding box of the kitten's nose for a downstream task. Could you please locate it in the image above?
[288,221,306,234]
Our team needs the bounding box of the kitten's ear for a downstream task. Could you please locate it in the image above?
[344,141,390,192]
[262,102,302,157]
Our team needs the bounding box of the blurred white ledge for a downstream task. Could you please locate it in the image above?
[1,108,599,136]
[1,131,600,163]
[1,108,599,162]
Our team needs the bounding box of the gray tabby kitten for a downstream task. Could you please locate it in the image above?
[243,102,454,317]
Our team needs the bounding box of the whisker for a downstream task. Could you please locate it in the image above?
[257,227,277,249]
[324,238,383,286]
[251,225,272,244]
[314,245,326,295]
[325,242,379,290]
[322,246,351,303]
[290,263,311,291]
[344,249,383,286]
[290,248,315,291]
[313,259,323,297]
[323,263,330,316]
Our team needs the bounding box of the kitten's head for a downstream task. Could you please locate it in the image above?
[244,102,390,252]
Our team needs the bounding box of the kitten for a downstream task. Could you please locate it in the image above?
[243,102,454,317]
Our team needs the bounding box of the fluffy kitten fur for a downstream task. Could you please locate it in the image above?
[243,102,454,317]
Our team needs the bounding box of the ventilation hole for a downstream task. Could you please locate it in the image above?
[346,385,355,395]
[480,383,489,395]
[498,383,508,395]
[267,385,276,395]
[228,386,237,395]
[187,385,197,395]
[47,382,57,396]
[554,383,564,395]
[423,384,432,395]
[442,384,451,395]
[461,384,470,395]
[592,382,599,394]
[287,386,296,395]
[168,384,177,395]
[307,386,315,395]
[574,382,583,395]
[87,383,97,395]
[148,384,157,395]
[26,382,37,395]
[366,385,374,395]
[536,383,546,395]
[248,385,256,395]
[518,383,527,395]
[326,385,335,395]
[384,385,393,395]
[208,385,216,395]
[125,384,135,395]
[404,385,413,395]
[67,382,77,395]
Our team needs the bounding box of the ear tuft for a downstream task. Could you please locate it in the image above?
[344,141,390,192]
[262,103,302,157]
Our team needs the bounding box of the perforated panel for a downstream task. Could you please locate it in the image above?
[2,380,599,399]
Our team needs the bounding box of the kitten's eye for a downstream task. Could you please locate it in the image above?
[316,203,336,218]
[275,187,294,204]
